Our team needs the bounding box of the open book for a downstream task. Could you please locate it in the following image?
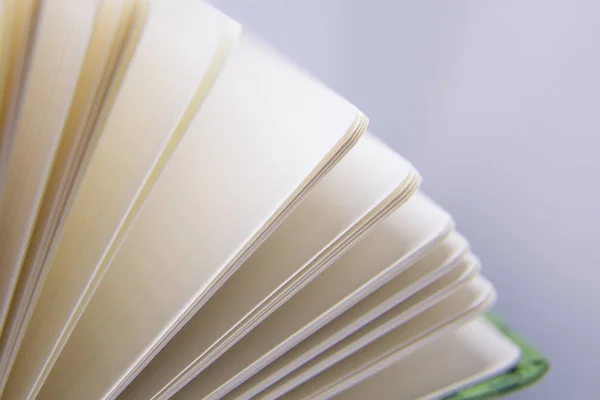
[0,0,529,399]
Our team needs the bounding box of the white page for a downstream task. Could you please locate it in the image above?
[286,276,496,399]
[0,0,143,391]
[255,255,480,399]
[172,231,470,400]
[230,230,471,399]
[0,0,98,337]
[337,318,520,400]
[119,134,418,400]
[0,0,39,198]
[225,192,453,399]
[36,32,366,400]
[5,2,241,399]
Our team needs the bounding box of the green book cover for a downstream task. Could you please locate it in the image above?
[444,314,549,400]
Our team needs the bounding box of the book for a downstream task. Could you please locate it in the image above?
[0,0,544,399]
[445,314,548,400]
[335,317,521,400]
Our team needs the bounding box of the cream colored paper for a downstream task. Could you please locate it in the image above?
[0,0,141,391]
[120,134,418,400]
[223,192,453,400]
[337,318,520,400]
[173,232,471,399]
[0,0,99,337]
[5,1,240,399]
[37,33,365,400]
[229,230,469,399]
[0,0,40,196]
[254,255,480,399]
[286,277,496,400]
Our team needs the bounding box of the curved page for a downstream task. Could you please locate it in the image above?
[37,31,365,400]
[225,192,453,400]
[0,0,143,390]
[172,231,470,400]
[0,0,99,336]
[337,317,520,400]
[223,230,469,399]
[5,1,240,399]
[255,254,480,399]
[0,0,39,196]
[120,134,418,400]
[288,276,496,400]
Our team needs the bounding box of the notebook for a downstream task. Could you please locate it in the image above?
[248,255,481,399]
[118,134,419,400]
[232,244,479,399]
[0,0,545,399]
[444,314,549,400]
[335,317,521,400]
[278,276,496,400]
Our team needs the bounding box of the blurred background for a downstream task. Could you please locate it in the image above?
[209,0,600,398]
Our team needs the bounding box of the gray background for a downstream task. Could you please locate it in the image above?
[209,0,600,398]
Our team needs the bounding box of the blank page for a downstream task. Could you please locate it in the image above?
[237,230,470,399]
[119,134,417,400]
[225,192,453,399]
[0,0,99,336]
[286,276,496,399]
[336,318,520,400]
[5,2,240,399]
[138,136,417,400]
[0,0,142,390]
[37,32,366,400]
[245,229,471,396]
[0,0,39,195]
[255,255,480,399]
[173,231,470,400]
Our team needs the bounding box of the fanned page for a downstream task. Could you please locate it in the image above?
[337,317,521,400]
[212,192,453,400]
[0,0,99,338]
[232,235,473,399]
[3,1,241,399]
[0,0,142,390]
[36,31,366,400]
[175,235,473,400]
[0,0,38,193]
[0,3,516,400]
[246,232,472,400]
[254,255,480,399]
[285,276,496,400]
[119,134,418,400]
